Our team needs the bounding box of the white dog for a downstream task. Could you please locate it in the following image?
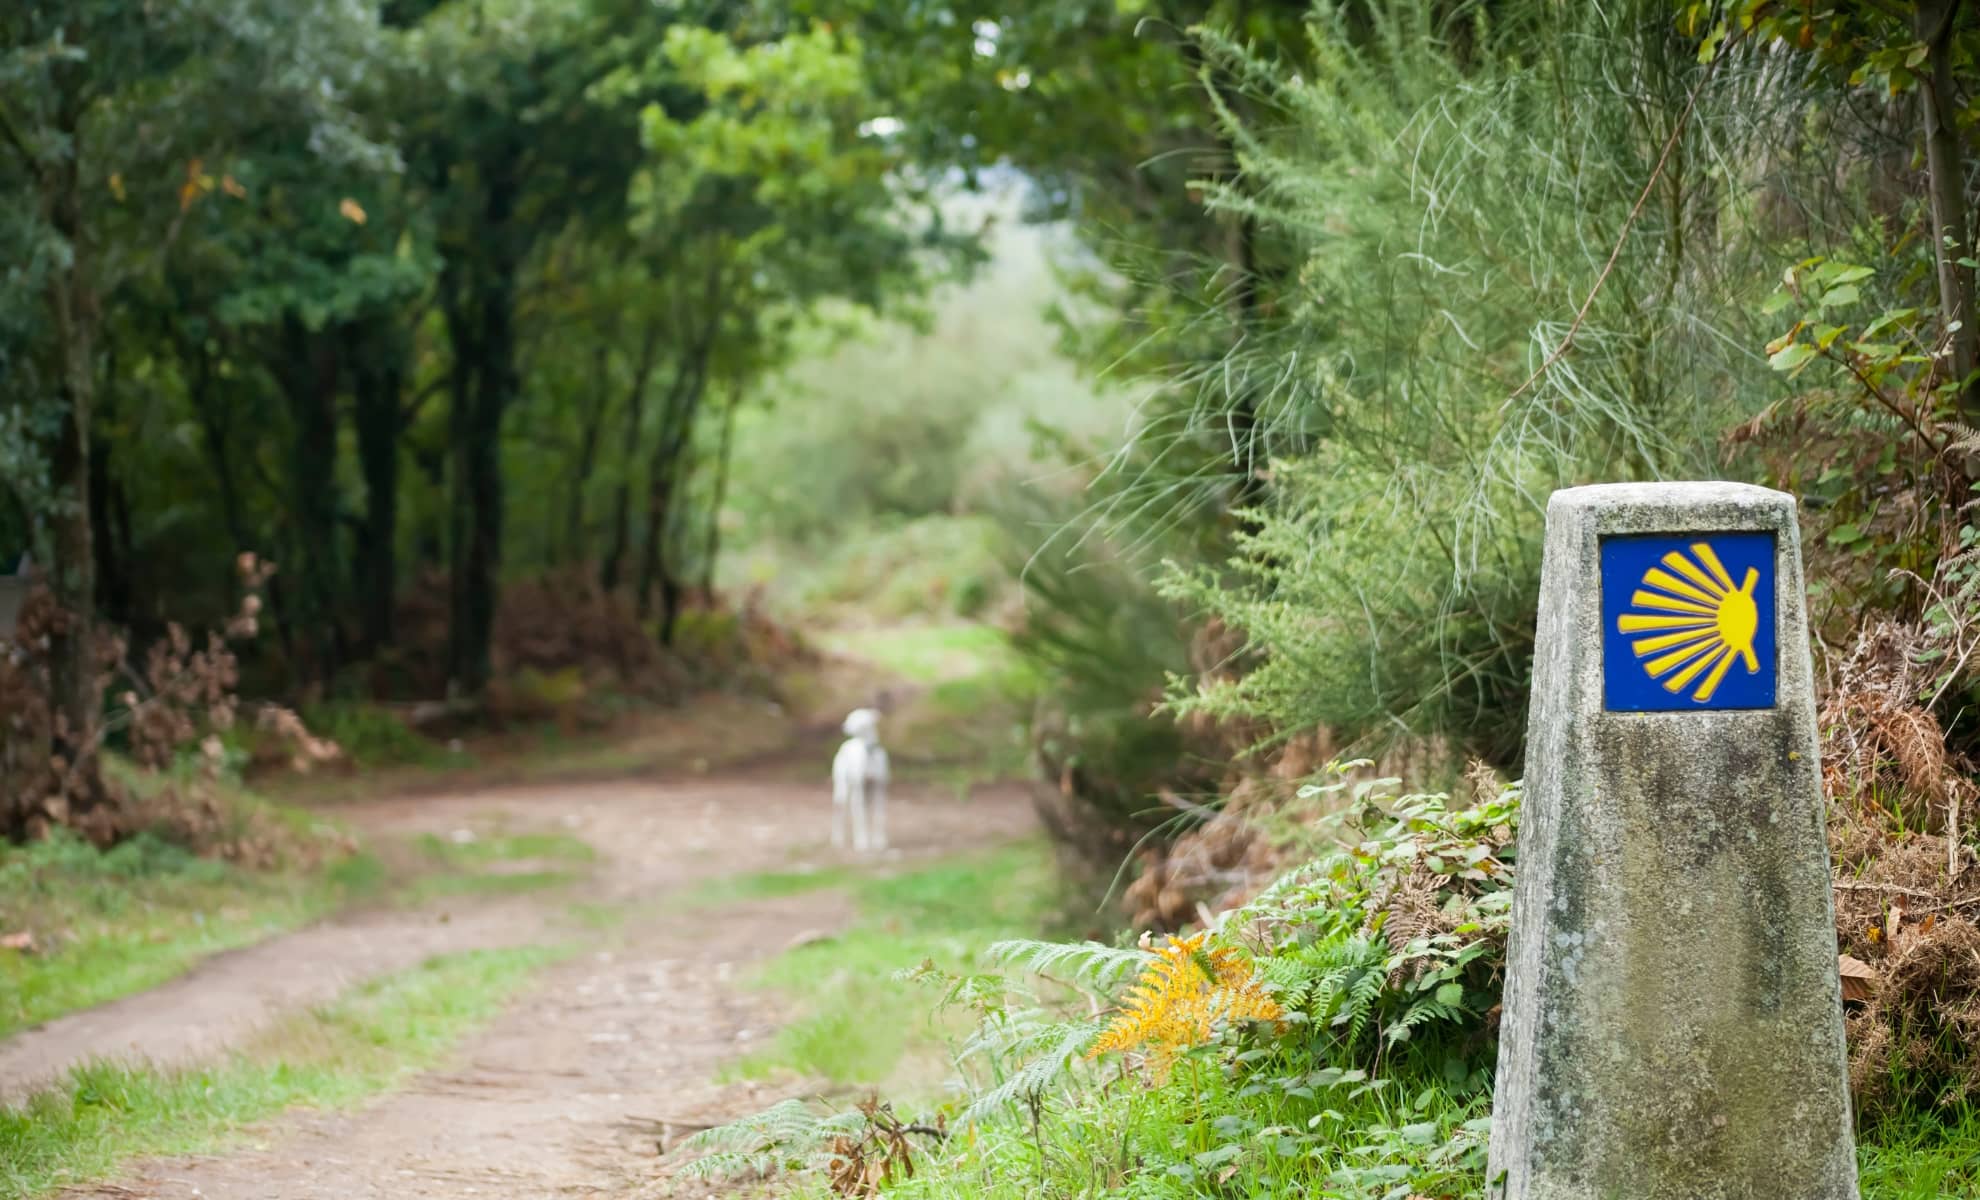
[831,708,889,852]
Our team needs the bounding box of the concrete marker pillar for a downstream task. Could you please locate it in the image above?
[1487,482,1856,1200]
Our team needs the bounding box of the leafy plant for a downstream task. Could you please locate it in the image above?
[676,1098,871,1183]
[1087,932,1282,1077]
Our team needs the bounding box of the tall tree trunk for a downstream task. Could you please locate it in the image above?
[46,350,95,761]
[351,319,405,655]
[599,319,662,594]
[453,315,511,697]
[42,64,102,806]
[635,258,724,629]
[633,433,675,624]
[634,359,711,625]
[601,474,633,594]
[445,152,523,697]
[564,344,610,562]
[188,345,252,555]
[697,382,741,600]
[658,571,685,647]
[88,351,132,630]
[281,314,345,686]
[1916,0,1977,417]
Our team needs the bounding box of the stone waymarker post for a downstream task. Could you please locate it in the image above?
[1487,482,1857,1200]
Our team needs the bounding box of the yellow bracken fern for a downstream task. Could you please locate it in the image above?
[1088,933,1282,1075]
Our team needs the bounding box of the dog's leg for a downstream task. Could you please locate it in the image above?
[831,769,848,849]
[871,773,887,852]
[850,776,869,853]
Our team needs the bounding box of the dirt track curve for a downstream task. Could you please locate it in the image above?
[5,755,1036,1198]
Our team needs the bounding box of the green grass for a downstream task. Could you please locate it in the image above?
[871,1063,1980,1200]
[726,841,1060,1090]
[294,702,469,771]
[0,832,368,1039]
[565,900,630,931]
[816,622,1018,686]
[862,1050,1493,1200]
[0,945,556,1200]
[1858,1106,1980,1199]
[676,864,857,911]
[404,869,582,902]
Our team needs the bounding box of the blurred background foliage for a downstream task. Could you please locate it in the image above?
[5,0,1980,934]
[9,0,1980,1185]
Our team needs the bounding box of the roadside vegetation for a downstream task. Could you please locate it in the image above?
[681,774,1980,1200]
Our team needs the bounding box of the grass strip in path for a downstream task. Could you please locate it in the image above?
[723,840,1061,1090]
[0,945,559,1200]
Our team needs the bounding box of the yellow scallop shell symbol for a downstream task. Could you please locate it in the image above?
[1615,542,1760,703]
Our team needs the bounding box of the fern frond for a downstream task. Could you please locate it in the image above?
[1090,934,1205,1058]
[676,1099,865,1180]
[958,1005,1075,1066]
[988,938,1154,992]
[1384,997,1466,1045]
[1342,956,1386,1048]
[1255,953,1320,1007]
[958,1017,1104,1126]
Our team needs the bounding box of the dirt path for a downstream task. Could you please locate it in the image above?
[8,761,1035,1197]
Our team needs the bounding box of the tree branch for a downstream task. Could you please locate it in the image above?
[1501,28,1739,408]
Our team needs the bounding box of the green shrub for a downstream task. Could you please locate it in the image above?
[949,572,992,620]
[300,703,446,769]
[768,514,1009,625]
[1158,0,1821,762]
[1003,484,1216,869]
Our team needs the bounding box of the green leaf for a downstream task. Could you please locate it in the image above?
[1767,341,1818,373]
[1860,308,1916,339]
[1819,283,1861,310]
[1697,24,1728,62]
[1434,982,1463,1006]
[1194,1144,1244,1168]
